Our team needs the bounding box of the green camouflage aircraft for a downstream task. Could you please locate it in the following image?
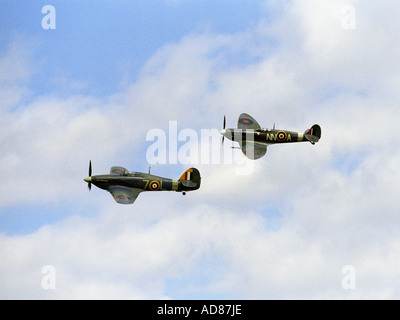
[220,113,322,160]
[84,161,201,204]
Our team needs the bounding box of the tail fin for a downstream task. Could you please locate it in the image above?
[178,168,201,191]
[304,124,321,144]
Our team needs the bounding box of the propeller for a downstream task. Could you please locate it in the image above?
[86,160,92,191]
[222,115,226,145]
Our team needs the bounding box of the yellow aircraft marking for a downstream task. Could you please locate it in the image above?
[172,180,179,191]
[298,133,303,142]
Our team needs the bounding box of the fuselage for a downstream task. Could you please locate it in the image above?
[86,172,191,192]
[220,128,308,145]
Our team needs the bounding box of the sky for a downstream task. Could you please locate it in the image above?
[1,0,400,299]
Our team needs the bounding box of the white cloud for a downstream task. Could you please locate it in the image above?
[1,0,400,300]
[0,36,38,110]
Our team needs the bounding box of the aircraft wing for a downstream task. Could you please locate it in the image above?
[240,141,267,160]
[108,186,142,204]
[237,113,261,130]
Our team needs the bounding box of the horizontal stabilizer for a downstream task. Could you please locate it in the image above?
[181,180,197,188]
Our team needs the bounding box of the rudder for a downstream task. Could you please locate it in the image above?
[179,168,201,190]
[304,124,321,144]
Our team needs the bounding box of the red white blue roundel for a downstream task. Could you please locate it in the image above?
[149,180,161,191]
[276,131,287,142]
[239,118,254,125]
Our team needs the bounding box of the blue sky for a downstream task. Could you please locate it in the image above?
[0,0,268,97]
[1,0,400,300]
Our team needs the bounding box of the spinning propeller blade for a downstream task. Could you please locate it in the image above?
[87,160,92,191]
[222,115,226,145]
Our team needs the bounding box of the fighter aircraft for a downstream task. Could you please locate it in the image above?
[220,113,321,160]
[83,161,201,204]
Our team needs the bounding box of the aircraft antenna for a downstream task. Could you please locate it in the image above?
[148,166,151,174]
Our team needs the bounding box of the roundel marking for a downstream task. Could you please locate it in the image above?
[149,180,161,191]
[276,131,287,142]
[239,118,254,125]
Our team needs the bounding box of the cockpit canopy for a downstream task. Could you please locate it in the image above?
[110,166,129,176]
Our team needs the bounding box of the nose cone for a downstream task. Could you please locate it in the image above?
[220,129,226,136]
[84,177,92,183]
